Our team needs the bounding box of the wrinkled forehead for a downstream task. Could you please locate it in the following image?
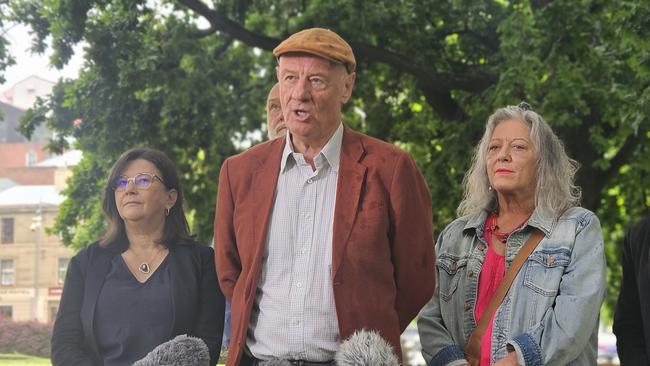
[277,52,345,73]
[491,118,532,140]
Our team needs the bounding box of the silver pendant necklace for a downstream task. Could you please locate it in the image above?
[131,247,162,275]
[138,262,152,274]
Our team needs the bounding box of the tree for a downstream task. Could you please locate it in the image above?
[6,0,650,313]
[0,1,16,88]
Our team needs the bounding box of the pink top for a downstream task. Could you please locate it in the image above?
[475,214,506,365]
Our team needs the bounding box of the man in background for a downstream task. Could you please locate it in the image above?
[614,215,650,365]
[266,83,286,139]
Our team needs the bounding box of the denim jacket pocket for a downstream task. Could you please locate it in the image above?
[523,248,571,297]
[437,253,468,302]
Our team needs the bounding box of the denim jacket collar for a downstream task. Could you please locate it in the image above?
[462,207,557,238]
[527,208,556,237]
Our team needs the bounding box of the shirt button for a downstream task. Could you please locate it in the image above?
[547,256,555,266]
[296,282,303,288]
[478,244,486,251]
[465,302,471,311]
[307,178,313,184]
[450,262,457,271]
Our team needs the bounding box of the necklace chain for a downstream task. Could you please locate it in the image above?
[130,247,163,275]
[486,212,532,243]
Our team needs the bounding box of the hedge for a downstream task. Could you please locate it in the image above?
[0,317,52,357]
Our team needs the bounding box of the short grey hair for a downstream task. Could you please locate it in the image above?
[457,104,581,218]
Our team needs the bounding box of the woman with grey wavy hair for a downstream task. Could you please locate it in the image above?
[457,103,581,217]
[418,103,606,366]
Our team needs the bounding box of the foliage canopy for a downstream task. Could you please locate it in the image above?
[3,0,650,314]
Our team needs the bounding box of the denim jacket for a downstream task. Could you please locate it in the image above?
[418,207,605,366]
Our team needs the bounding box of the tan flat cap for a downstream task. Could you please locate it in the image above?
[273,28,356,73]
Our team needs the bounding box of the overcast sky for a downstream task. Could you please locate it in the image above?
[1,23,83,91]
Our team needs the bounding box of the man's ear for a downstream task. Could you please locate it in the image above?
[340,72,356,104]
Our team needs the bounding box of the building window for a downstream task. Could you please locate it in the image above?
[58,258,70,285]
[0,305,12,320]
[26,150,37,166]
[1,218,14,244]
[0,259,14,285]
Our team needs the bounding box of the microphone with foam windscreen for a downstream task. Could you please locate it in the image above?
[132,334,210,366]
[335,329,400,366]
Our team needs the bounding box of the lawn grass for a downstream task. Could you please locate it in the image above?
[0,353,51,366]
[0,353,224,365]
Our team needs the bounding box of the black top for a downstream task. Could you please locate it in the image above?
[51,241,225,366]
[613,216,650,365]
[95,255,173,366]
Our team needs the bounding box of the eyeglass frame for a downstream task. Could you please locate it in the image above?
[111,172,166,191]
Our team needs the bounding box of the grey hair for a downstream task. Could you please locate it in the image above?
[457,104,581,218]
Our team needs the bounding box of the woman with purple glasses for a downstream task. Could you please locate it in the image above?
[51,147,225,366]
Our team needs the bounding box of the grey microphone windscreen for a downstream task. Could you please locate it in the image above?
[132,334,210,366]
[335,329,399,366]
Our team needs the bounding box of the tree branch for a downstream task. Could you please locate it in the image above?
[351,42,496,93]
[213,36,233,58]
[603,128,648,184]
[530,0,554,11]
[177,0,279,49]
[176,0,497,120]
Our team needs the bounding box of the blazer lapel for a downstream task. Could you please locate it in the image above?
[169,246,193,335]
[332,127,367,278]
[250,139,284,288]
[81,245,115,360]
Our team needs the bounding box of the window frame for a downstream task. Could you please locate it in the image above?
[1,218,14,244]
[0,305,12,320]
[57,258,70,285]
[0,259,15,286]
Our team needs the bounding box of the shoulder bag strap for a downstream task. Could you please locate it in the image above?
[465,229,544,354]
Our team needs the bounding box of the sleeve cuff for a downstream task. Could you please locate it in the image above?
[507,333,543,366]
[430,344,466,366]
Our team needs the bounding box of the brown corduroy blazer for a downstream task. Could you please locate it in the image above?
[214,126,436,365]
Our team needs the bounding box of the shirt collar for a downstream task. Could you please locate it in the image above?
[280,123,344,173]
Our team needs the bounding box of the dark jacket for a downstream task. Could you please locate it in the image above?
[614,216,650,365]
[51,240,225,366]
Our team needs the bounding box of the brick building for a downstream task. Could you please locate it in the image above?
[0,76,80,322]
[0,185,75,322]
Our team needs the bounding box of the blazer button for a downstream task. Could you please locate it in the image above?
[450,262,457,271]
[468,271,474,277]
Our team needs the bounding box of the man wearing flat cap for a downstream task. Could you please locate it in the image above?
[214,27,436,366]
